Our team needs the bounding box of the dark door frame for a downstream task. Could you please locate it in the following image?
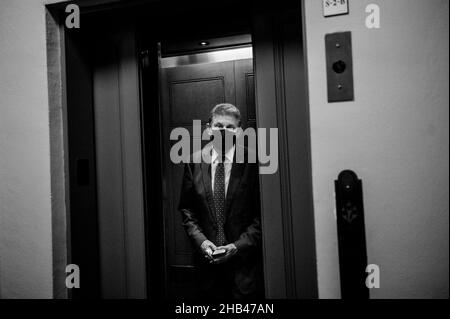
[252,5,318,298]
[46,0,317,299]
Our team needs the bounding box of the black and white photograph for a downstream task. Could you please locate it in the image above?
[0,0,448,314]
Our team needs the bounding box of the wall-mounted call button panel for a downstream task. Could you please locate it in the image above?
[325,31,354,102]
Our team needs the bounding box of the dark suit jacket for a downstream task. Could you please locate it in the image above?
[178,145,263,296]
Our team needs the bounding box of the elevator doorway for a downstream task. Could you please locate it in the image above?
[157,43,256,298]
[50,0,318,299]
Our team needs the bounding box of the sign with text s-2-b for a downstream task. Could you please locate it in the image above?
[323,0,349,17]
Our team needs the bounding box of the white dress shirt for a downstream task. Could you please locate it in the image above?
[211,145,235,196]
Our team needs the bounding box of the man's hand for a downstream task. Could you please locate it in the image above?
[200,240,217,260]
[211,243,238,264]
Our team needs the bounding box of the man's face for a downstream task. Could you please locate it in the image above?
[209,115,240,155]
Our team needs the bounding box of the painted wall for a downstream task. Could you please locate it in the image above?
[304,0,449,298]
[0,0,55,298]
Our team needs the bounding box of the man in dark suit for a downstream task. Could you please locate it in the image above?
[179,103,264,300]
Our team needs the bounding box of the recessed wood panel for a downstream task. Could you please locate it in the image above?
[245,74,255,122]
[235,59,255,128]
[169,77,226,125]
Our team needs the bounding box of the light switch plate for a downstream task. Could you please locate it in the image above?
[323,0,349,17]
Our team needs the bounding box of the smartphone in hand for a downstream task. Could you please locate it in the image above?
[212,248,226,258]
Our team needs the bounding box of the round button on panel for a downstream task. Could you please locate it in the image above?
[332,60,347,74]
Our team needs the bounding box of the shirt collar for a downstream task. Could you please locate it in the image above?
[211,145,235,164]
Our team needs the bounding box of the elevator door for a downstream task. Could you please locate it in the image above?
[160,58,255,298]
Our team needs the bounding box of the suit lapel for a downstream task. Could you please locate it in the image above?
[201,157,217,224]
[225,156,245,217]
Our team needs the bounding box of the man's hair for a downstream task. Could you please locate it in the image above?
[208,103,241,126]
